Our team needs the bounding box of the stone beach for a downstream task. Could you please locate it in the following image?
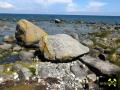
[0,18,120,90]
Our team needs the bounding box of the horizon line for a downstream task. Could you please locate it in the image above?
[0,13,120,17]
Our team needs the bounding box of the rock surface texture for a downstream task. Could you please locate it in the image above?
[39,34,89,60]
[15,19,47,45]
[81,55,120,75]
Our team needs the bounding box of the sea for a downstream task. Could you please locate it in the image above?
[0,14,120,24]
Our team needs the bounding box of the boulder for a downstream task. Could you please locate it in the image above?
[81,55,120,75]
[15,19,47,45]
[19,51,35,61]
[39,34,89,60]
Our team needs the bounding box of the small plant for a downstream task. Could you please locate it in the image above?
[29,67,36,75]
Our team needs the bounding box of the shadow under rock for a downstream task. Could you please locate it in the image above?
[34,50,86,63]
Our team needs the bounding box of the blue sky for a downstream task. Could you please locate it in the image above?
[0,0,119,16]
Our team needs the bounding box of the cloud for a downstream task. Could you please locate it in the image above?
[35,0,73,6]
[0,2,14,9]
[66,1,106,12]
[66,3,78,12]
[86,1,106,12]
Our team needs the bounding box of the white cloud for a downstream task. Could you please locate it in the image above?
[86,1,106,12]
[66,3,79,12]
[0,2,14,9]
[66,1,106,12]
[35,0,73,5]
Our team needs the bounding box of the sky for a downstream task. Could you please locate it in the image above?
[0,0,119,16]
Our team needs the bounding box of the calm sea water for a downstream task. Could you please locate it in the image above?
[0,14,120,24]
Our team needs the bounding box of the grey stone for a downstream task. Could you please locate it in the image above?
[12,64,23,72]
[3,35,15,43]
[82,39,94,47]
[87,74,96,82]
[54,19,61,23]
[13,45,22,51]
[37,63,63,78]
[39,34,89,60]
[18,67,32,80]
[0,43,12,50]
[70,61,87,79]
[69,32,79,41]
[81,55,120,75]
[19,51,34,61]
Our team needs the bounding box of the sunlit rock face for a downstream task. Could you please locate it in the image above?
[15,19,47,46]
[39,34,89,61]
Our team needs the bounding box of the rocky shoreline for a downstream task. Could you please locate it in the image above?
[0,19,120,90]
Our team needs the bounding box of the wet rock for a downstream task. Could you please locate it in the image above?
[54,19,61,23]
[39,34,89,60]
[82,39,94,47]
[0,43,12,50]
[0,54,20,64]
[19,50,35,61]
[81,55,120,75]
[15,19,47,46]
[3,35,15,43]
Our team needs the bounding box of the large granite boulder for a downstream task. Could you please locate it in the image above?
[39,34,89,60]
[15,19,47,45]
